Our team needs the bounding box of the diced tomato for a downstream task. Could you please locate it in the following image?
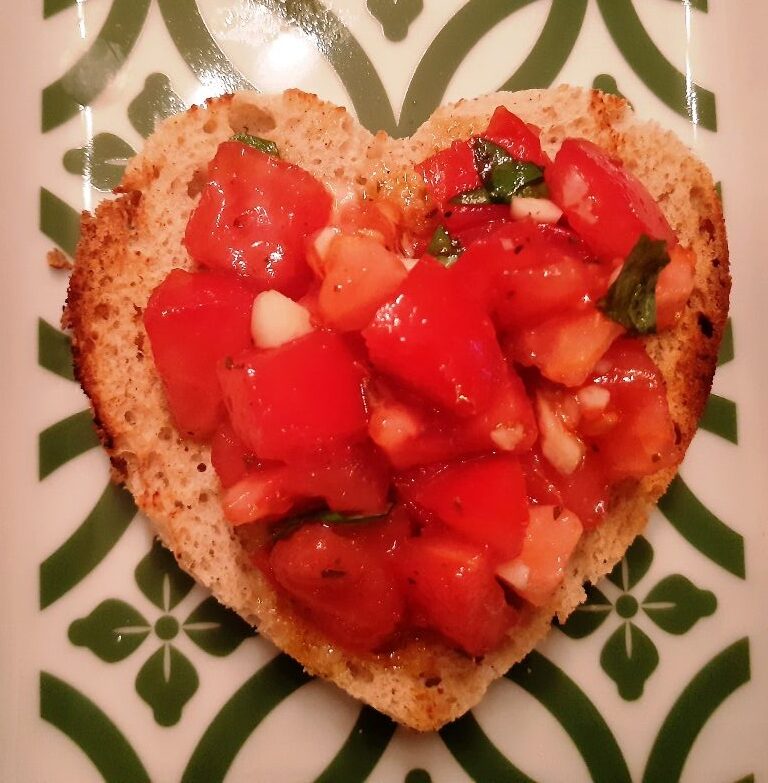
[318,234,408,331]
[452,220,602,329]
[218,331,368,461]
[497,505,583,606]
[396,534,514,656]
[545,138,677,260]
[520,446,611,530]
[482,106,549,167]
[143,269,255,439]
[210,420,256,488]
[270,525,404,650]
[656,244,695,330]
[416,141,481,207]
[590,339,678,478]
[221,444,390,525]
[184,141,332,298]
[398,454,529,561]
[368,368,536,469]
[363,258,507,415]
[511,307,624,387]
[221,465,296,525]
[443,204,512,249]
[291,444,391,515]
[340,505,413,556]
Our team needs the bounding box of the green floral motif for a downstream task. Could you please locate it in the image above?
[128,73,186,138]
[367,0,423,42]
[63,133,135,191]
[558,537,716,700]
[69,539,254,726]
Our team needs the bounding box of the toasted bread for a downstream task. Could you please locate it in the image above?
[64,86,729,731]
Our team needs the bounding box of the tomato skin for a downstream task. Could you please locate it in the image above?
[363,258,507,415]
[396,534,514,656]
[318,234,408,331]
[398,454,530,561]
[184,141,332,298]
[452,220,601,330]
[483,106,549,167]
[511,307,624,387]
[590,339,678,478]
[545,138,676,260]
[656,244,695,330]
[143,269,255,439]
[210,420,256,488]
[368,369,536,469]
[218,331,369,461]
[221,444,390,525]
[519,447,611,530]
[416,141,481,207]
[269,525,404,650]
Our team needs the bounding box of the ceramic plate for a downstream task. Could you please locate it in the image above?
[3,1,768,780]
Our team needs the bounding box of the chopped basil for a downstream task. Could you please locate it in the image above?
[270,506,392,542]
[487,160,546,202]
[450,137,545,206]
[231,132,280,157]
[599,235,671,334]
[428,225,463,267]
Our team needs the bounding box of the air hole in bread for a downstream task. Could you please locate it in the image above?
[187,168,207,198]
[197,463,207,472]
[697,312,714,338]
[229,104,277,134]
[124,410,136,425]
[202,118,217,134]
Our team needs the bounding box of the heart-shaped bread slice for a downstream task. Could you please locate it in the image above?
[65,86,728,731]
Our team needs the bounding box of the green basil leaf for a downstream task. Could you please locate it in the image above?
[488,160,545,203]
[450,187,492,206]
[270,505,393,542]
[599,235,671,334]
[428,225,463,267]
[231,132,280,157]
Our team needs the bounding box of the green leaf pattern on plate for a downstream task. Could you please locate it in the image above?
[63,133,136,192]
[37,0,754,779]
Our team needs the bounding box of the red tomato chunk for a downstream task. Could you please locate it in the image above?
[143,269,255,439]
[218,331,369,461]
[364,258,507,416]
[270,525,404,650]
[184,141,332,298]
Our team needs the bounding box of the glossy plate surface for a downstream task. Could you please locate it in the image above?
[2,1,768,781]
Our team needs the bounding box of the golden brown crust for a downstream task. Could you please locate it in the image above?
[65,87,729,731]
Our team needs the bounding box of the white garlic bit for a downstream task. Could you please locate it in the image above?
[251,290,313,349]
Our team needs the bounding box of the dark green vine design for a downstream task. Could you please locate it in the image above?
[40,189,80,257]
[42,0,152,132]
[596,0,716,130]
[181,655,311,782]
[642,638,750,782]
[39,409,99,479]
[39,483,138,609]
[314,707,397,783]
[40,672,151,783]
[500,0,588,93]
[156,0,252,93]
[441,650,631,783]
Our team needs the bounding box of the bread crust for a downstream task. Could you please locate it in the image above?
[65,86,729,731]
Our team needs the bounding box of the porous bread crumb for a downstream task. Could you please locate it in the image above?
[65,87,729,731]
